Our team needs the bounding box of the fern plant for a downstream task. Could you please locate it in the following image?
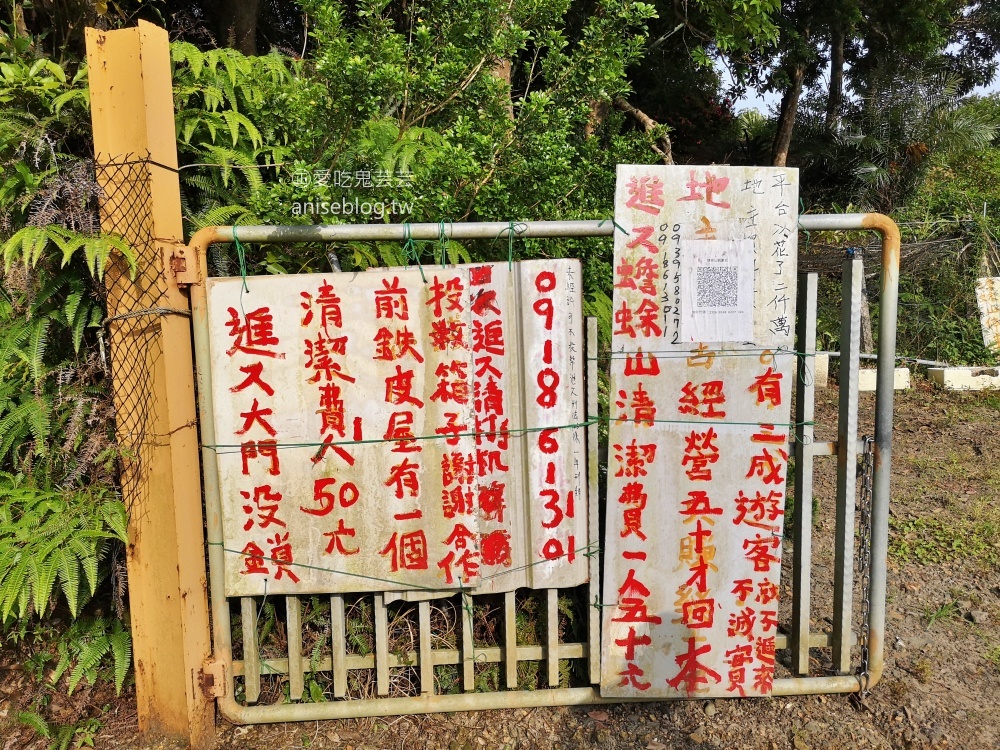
[51,616,132,695]
[1,225,135,281]
[0,475,126,623]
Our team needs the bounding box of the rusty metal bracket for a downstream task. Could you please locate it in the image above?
[199,658,227,699]
[161,240,200,286]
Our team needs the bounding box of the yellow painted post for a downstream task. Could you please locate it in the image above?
[85,21,213,748]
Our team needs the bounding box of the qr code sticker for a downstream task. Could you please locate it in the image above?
[696,266,739,308]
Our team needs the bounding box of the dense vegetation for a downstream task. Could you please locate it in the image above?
[1,0,999,738]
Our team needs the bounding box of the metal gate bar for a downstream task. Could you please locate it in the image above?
[833,257,864,673]
[186,214,900,723]
[791,272,817,675]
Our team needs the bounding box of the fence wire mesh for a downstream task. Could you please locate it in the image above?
[94,153,170,507]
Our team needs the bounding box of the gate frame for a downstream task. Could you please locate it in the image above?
[183,213,900,722]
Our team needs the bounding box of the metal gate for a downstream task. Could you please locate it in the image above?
[182,214,900,722]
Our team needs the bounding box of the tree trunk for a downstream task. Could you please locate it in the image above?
[584,99,610,138]
[211,0,261,56]
[492,58,514,119]
[771,63,805,167]
[12,3,29,38]
[861,272,875,354]
[825,26,846,134]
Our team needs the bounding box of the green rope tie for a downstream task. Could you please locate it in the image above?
[209,539,602,589]
[597,218,630,236]
[201,416,814,456]
[401,223,426,283]
[438,220,451,267]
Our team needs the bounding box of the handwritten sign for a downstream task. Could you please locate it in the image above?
[208,269,478,596]
[208,261,587,597]
[520,260,588,589]
[384,260,589,597]
[975,277,1000,352]
[601,166,798,698]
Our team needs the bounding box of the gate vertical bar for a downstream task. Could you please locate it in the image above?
[330,595,348,698]
[461,592,476,691]
[504,591,518,687]
[586,318,601,684]
[374,594,390,696]
[241,598,261,703]
[547,589,560,687]
[833,257,863,673]
[287,597,304,700]
[85,21,212,748]
[419,601,433,695]
[792,273,818,675]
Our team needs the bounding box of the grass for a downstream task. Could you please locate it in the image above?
[923,600,959,628]
[889,509,1000,566]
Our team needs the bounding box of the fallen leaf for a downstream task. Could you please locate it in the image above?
[587,710,609,722]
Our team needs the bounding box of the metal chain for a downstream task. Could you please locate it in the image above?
[857,435,875,695]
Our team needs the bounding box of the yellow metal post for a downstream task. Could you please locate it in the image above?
[85,21,213,748]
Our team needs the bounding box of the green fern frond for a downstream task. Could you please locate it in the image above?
[1,226,49,269]
[109,626,132,694]
[56,547,81,617]
[68,535,99,597]
[0,551,31,620]
[67,629,110,695]
[195,204,251,229]
[26,318,51,385]
[221,110,262,149]
[17,710,51,739]
[31,542,61,616]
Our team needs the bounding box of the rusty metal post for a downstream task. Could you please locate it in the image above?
[85,21,213,748]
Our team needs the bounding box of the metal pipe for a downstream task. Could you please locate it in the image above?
[193,213,882,246]
[187,227,238,719]
[791,273,818,675]
[824,351,948,368]
[860,212,901,689]
[798,213,872,232]
[213,220,616,245]
[208,674,865,724]
[833,257,863,673]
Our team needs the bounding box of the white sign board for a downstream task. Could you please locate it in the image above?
[975,277,1000,352]
[207,261,587,597]
[601,165,798,698]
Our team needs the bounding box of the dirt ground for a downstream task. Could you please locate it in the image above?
[3,379,999,749]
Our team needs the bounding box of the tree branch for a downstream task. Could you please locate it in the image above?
[613,97,673,164]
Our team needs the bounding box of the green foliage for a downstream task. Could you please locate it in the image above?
[923,600,959,628]
[2,225,135,280]
[1,23,129,700]
[18,711,103,750]
[0,476,126,622]
[51,616,132,696]
[164,0,661,349]
[890,515,1000,566]
[841,72,999,213]
[0,273,112,476]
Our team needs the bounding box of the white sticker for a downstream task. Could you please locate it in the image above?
[680,240,755,344]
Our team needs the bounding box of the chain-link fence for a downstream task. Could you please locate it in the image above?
[94,153,172,507]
